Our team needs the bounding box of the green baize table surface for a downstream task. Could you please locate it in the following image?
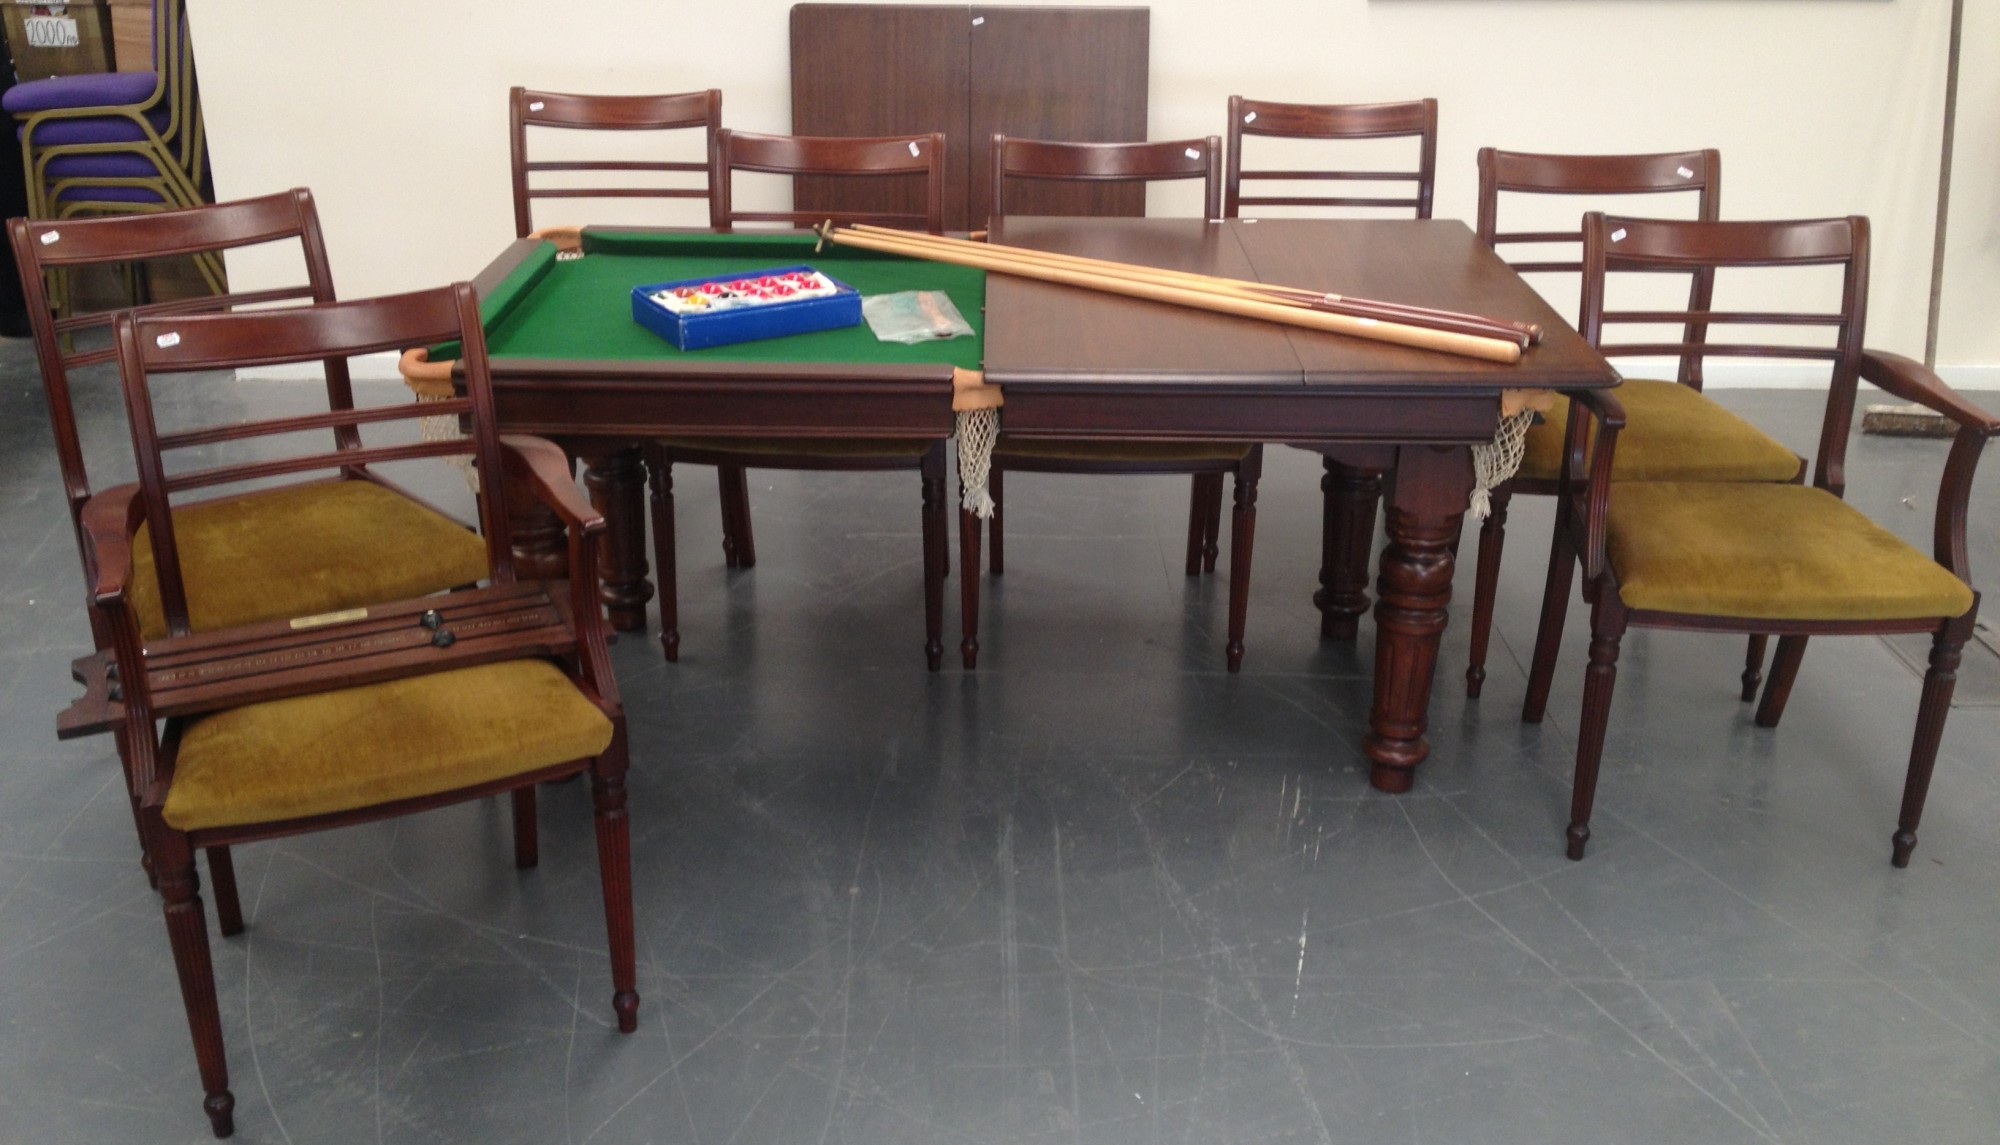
[472,230,986,371]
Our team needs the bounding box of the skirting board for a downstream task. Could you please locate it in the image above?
[239,352,2000,390]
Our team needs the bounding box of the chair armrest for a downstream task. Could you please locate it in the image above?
[1860,351,2000,436]
[77,484,162,790]
[78,483,145,607]
[497,435,620,706]
[1859,354,2000,581]
[1563,389,1625,583]
[500,435,604,538]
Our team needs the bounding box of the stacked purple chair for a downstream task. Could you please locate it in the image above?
[2,0,213,292]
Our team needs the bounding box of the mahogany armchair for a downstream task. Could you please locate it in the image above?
[1526,214,1994,866]
[651,129,954,667]
[1461,149,1800,700]
[1221,97,1438,643]
[976,133,1264,671]
[509,86,721,237]
[81,283,635,1137]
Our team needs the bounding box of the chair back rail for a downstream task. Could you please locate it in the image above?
[711,129,947,233]
[1478,147,1721,385]
[509,87,721,238]
[1225,96,1436,218]
[991,135,1222,219]
[1580,213,1870,497]
[112,283,513,635]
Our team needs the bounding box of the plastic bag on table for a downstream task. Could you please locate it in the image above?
[861,290,975,343]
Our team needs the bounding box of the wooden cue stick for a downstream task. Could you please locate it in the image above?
[826,225,1523,364]
[846,224,1541,345]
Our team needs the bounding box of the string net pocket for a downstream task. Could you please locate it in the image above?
[957,407,999,517]
[415,391,480,494]
[1468,408,1536,520]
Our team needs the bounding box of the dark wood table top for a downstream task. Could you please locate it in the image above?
[983,216,1616,396]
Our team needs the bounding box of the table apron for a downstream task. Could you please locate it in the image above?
[493,383,958,439]
[996,391,1504,444]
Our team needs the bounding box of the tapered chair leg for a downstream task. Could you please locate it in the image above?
[1740,634,1770,701]
[647,455,680,663]
[1568,596,1628,860]
[716,462,755,568]
[511,787,539,870]
[1183,474,1214,575]
[205,846,243,937]
[154,830,236,1137]
[988,467,1005,575]
[1753,635,1810,727]
[958,500,982,669]
[1893,623,1969,867]
[1223,458,1260,672]
[589,742,640,1033]
[1522,523,1580,724]
[920,446,947,671]
[1465,483,1512,697]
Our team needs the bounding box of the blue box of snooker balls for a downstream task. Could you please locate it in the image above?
[631,265,863,351]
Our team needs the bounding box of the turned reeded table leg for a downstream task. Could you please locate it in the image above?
[1314,455,1384,641]
[1364,445,1472,793]
[578,443,654,632]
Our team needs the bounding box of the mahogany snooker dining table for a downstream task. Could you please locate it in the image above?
[406,218,1616,791]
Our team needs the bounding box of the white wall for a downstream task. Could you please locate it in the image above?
[187,0,1997,381]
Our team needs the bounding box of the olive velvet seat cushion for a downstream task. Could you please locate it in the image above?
[1605,482,1975,622]
[1519,380,1801,484]
[163,659,614,832]
[128,479,490,641]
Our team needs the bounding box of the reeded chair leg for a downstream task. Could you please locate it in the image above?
[716,462,756,568]
[920,445,947,671]
[1754,635,1810,728]
[1465,483,1513,697]
[958,499,982,669]
[590,742,641,1033]
[646,453,680,663]
[1313,458,1381,641]
[205,846,243,937]
[987,467,1006,575]
[1740,634,1769,701]
[1894,624,1969,867]
[1522,523,1579,724]
[1567,598,1627,860]
[154,830,236,1137]
[113,727,158,888]
[1223,454,1261,672]
[511,787,539,870]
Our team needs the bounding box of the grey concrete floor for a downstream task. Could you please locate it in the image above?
[1,341,1997,1144]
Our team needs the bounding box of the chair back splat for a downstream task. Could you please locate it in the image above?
[712,129,946,233]
[509,87,721,238]
[991,134,1221,220]
[1225,96,1436,219]
[1478,147,1720,377]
